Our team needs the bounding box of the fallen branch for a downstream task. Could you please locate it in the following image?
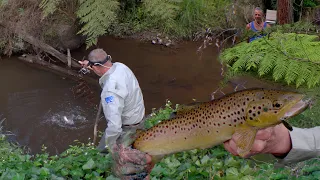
[0,21,81,68]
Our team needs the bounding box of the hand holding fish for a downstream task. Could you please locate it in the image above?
[111,144,154,180]
[223,124,292,158]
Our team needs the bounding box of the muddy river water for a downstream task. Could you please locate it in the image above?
[0,36,280,155]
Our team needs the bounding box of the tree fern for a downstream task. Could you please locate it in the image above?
[245,54,263,71]
[220,33,320,88]
[284,61,299,85]
[272,58,288,81]
[307,67,320,88]
[295,63,312,88]
[230,53,250,72]
[39,0,63,18]
[76,0,119,48]
[258,53,277,77]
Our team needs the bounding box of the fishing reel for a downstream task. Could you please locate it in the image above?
[79,67,90,75]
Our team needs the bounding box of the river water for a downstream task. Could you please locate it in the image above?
[0,36,280,155]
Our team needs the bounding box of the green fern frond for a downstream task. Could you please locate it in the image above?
[258,53,276,76]
[272,58,288,81]
[284,61,299,85]
[39,0,63,18]
[231,54,251,72]
[77,0,119,48]
[246,54,263,71]
[220,42,247,64]
[295,63,312,88]
[220,33,320,88]
[307,67,320,88]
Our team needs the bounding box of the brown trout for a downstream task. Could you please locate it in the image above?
[133,88,311,159]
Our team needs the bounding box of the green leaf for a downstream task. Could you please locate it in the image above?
[240,164,254,175]
[240,175,255,180]
[33,161,42,167]
[151,165,166,176]
[200,155,210,164]
[40,168,50,177]
[60,168,69,176]
[12,173,25,180]
[82,158,95,170]
[226,167,239,176]
[225,156,241,168]
[106,175,120,180]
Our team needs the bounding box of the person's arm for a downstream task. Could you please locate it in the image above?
[277,126,320,164]
[246,23,251,30]
[101,90,124,149]
[224,124,320,164]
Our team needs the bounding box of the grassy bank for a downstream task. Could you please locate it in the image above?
[1,100,320,179]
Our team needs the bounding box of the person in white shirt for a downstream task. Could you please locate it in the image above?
[79,49,153,179]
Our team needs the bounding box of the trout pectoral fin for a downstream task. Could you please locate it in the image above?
[234,125,257,157]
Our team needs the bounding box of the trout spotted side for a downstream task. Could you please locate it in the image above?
[133,88,310,159]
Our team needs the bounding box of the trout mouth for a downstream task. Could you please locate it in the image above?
[281,98,312,120]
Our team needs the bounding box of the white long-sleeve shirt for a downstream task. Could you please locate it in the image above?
[99,62,145,147]
[277,126,320,164]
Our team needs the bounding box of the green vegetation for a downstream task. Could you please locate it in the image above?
[38,0,234,48]
[220,31,320,88]
[303,0,320,7]
[1,100,320,179]
[125,0,233,38]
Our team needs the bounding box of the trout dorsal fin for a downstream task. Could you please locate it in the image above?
[175,102,202,116]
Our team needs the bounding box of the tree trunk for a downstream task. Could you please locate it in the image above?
[277,0,294,24]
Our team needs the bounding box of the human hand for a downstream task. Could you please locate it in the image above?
[111,144,154,180]
[78,60,93,69]
[223,124,292,158]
